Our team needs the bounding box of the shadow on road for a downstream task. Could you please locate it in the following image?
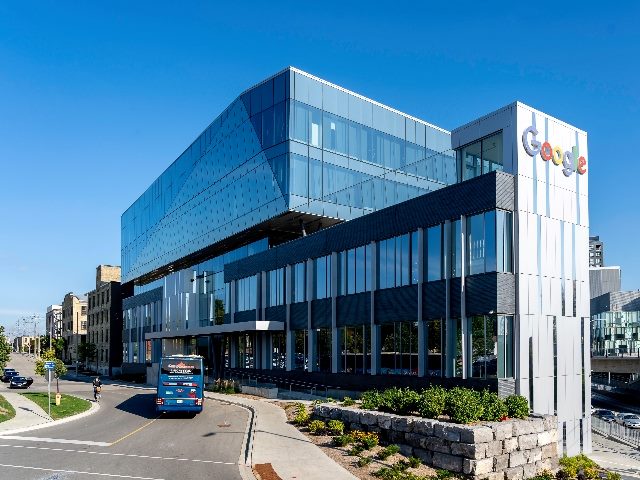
[114,393,158,419]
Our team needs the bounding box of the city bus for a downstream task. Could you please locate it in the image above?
[156,355,204,414]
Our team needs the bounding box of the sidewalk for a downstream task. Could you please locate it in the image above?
[590,432,640,479]
[206,392,357,480]
[0,391,53,433]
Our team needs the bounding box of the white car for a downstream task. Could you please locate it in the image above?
[620,414,640,429]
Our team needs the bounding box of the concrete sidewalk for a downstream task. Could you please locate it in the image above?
[0,391,53,433]
[206,392,357,480]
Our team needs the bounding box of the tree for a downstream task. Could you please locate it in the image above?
[0,326,11,371]
[35,349,67,393]
[51,337,65,359]
[78,342,97,367]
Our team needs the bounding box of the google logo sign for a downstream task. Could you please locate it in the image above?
[522,125,587,177]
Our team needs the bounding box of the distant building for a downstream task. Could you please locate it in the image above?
[12,336,35,353]
[591,291,640,356]
[45,304,62,339]
[589,266,621,299]
[86,265,122,376]
[61,293,87,363]
[589,235,604,267]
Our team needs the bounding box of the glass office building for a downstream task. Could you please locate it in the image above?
[122,68,591,455]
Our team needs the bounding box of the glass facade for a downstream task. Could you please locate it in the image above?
[592,311,640,356]
[338,244,373,295]
[458,131,504,182]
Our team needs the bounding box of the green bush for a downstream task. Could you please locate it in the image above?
[308,419,326,435]
[377,444,400,460]
[531,470,555,480]
[357,456,373,467]
[505,395,529,419]
[417,386,447,418]
[394,460,410,471]
[479,390,508,422]
[445,387,483,424]
[342,396,356,407]
[327,419,345,435]
[349,444,365,456]
[559,454,599,478]
[606,472,622,480]
[360,434,379,450]
[360,390,382,410]
[333,433,355,446]
[379,387,420,415]
[407,456,421,468]
[293,403,310,426]
[436,469,455,480]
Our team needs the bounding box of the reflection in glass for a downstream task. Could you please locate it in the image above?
[294,330,308,371]
[339,325,371,374]
[316,329,332,373]
[380,322,418,375]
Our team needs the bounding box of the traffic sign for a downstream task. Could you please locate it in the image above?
[44,361,55,370]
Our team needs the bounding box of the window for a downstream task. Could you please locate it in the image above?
[450,220,462,278]
[267,268,285,307]
[291,262,307,303]
[378,233,418,289]
[427,318,444,376]
[316,329,332,373]
[236,275,258,312]
[338,245,372,295]
[457,131,503,181]
[469,315,514,379]
[294,330,308,371]
[380,322,418,375]
[466,211,497,275]
[271,332,286,370]
[426,225,443,281]
[314,255,331,299]
[339,325,371,374]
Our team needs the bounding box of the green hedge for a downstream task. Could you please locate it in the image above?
[358,386,529,424]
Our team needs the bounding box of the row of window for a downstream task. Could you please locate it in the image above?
[238,210,513,310]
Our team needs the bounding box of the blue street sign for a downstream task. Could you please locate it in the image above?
[44,361,55,370]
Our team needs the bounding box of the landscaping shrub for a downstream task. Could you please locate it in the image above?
[308,419,326,435]
[293,403,310,426]
[531,470,555,480]
[407,456,421,468]
[445,387,483,424]
[357,456,373,467]
[435,469,455,480]
[352,430,380,449]
[379,387,420,415]
[376,444,400,460]
[417,386,447,419]
[559,455,599,478]
[333,433,355,447]
[394,460,410,471]
[327,419,345,435]
[479,390,508,422]
[373,466,422,480]
[606,472,622,480]
[342,396,356,407]
[360,390,382,410]
[505,394,529,419]
[349,444,365,456]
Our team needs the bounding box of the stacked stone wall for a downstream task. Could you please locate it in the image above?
[315,404,559,480]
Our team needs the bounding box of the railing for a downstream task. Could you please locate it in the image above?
[223,369,342,398]
[592,415,640,447]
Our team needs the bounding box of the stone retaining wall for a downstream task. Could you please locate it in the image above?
[314,404,559,480]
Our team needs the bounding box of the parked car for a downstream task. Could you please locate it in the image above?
[618,413,640,429]
[615,412,635,425]
[9,376,33,389]
[601,413,617,423]
[1,370,19,382]
[594,409,615,418]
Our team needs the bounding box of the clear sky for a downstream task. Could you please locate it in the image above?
[1,1,639,335]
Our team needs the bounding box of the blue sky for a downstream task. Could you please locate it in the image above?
[1,1,639,334]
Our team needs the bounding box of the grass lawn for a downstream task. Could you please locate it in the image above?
[0,394,16,423]
[20,392,91,420]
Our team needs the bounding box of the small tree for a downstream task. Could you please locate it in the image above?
[35,349,67,393]
[78,342,97,369]
[51,337,65,359]
[0,326,11,371]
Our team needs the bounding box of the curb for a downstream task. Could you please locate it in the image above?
[0,394,100,436]
[205,392,257,480]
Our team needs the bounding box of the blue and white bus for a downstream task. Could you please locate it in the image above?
[156,355,204,413]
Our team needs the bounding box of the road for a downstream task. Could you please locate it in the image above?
[0,354,249,480]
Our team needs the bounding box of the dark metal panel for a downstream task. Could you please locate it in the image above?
[496,273,516,315]
[290,302,308,330]
[311,298,331,329]
[225,171,515,281]
[374,285,418,324]
[336,292,371,327]
[465,273,498,316]
[235,310,256,323]
[423,281,446,320]
[122,287,163,310]
[265,305,286,323]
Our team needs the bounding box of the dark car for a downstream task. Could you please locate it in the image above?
[9,376,33,389]
[1,370,18,382]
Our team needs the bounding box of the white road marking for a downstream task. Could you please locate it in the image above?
[0,435,110,447]
[0,463,165,479]
[0,443,236,464]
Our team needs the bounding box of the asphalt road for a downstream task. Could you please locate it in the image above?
[1,354,249,480]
